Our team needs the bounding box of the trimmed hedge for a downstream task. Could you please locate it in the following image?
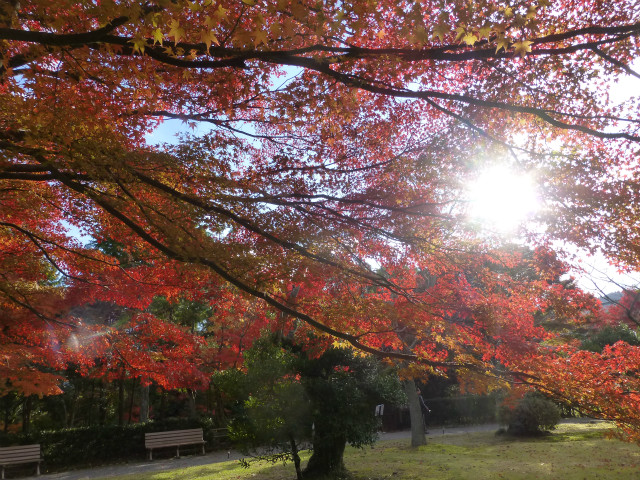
[381,393,502,431]
[0,418,229,472]
[424,394,500,426]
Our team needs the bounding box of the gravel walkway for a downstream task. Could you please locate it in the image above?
[21,424,501,480]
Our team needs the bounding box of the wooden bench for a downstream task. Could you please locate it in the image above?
[0,444,41,479]
[144,429,205,460]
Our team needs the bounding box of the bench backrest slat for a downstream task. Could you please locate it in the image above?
[145,428,204,448]
[0,444,40,464]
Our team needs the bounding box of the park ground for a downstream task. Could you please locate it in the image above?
[21,420,640,480]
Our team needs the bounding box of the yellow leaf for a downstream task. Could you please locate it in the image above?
[504,6,513,17]
[455,26,466,41]
[151,13,162,28]
[152,28,164,46]
[462,32,478,46]
[168,19,185,44]
[187,1,201,12]
[253,29,268,47]
[130,35,146,54]
[526,6,538,19]
[270,22,282,37]
[494,23,507,34]
[242,0,256,5]
[376,29,385,40]
[291,2,307,20]
[495,35,510,53]
[478,25,492,39]
[204,15,217,30]
[513,40,533,57]
[432,22,448,41]
[412,25,429,44]
[281,18,296,38]
[214,4,228,20]
[200,29,219,49]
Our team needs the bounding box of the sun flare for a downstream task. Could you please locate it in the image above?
[467,165,539,233]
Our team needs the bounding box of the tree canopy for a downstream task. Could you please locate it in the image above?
[2,0,640,442]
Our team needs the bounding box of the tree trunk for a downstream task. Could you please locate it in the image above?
[22,395,33,434]
[89,380,96,425]
[127,377,137,424]
[213,385,227,426]
[69,390,78,428]
[98,381,107,425]
[61,396,68,428]
[140,384,150,422]
[159,389,166,420]
[304,424,348,479]
[403,380,426,447]
[3,403,8,433]
[117,375,125,426]
[289,434,303,480]
[187,388,197,419]
[3,397,13,433]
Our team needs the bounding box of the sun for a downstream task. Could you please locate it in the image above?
[467,165,539,233]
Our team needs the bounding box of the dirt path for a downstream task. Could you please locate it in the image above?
[25,424,501,480]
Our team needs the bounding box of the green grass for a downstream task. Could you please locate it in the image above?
[95,421,640,480]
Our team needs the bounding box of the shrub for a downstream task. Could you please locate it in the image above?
[497,392,561,435]
[581,324,640,352]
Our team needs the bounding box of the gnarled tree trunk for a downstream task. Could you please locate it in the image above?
[304,424,348,479]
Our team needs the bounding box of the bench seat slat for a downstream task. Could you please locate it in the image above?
[146,440,204,447]
[0,457,40,465]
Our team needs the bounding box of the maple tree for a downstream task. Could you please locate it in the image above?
[1,0,640,465]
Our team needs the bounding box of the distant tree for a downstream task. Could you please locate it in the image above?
[581,324,640,353]
[598,290,640,328]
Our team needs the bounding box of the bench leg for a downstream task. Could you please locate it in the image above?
[176,445,180,458]
[202,444,205,455]
[2,465,4,480]
[36,462,40,476]
[148,449,153,461]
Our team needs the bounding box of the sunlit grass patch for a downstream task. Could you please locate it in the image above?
[94,421,640,480]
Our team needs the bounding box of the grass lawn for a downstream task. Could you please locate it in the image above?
[96,421,640,480]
